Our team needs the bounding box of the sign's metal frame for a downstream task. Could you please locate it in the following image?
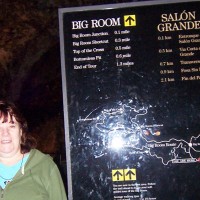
[58,0,200,199]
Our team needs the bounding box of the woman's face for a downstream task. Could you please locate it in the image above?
[0,115,22,158]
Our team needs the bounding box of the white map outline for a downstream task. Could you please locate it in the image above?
[78,103,200,165]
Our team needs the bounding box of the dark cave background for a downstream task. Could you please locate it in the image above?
[0,0,159,185]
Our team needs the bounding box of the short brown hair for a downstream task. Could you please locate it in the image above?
[0,100,37,153]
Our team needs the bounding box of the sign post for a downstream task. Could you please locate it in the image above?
[59,1,200,199]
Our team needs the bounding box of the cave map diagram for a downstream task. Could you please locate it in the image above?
[77,102,200,165]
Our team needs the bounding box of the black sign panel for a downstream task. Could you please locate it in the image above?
[59,1,200,199]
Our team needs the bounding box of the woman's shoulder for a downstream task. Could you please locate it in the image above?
[27,149,56,168]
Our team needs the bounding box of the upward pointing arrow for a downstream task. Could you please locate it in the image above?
[125,16,135,26]
[126,170,135,179]
[113,171,123,180]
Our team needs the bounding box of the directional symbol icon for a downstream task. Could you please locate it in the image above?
[124,169,136,181]
[124,15,136,27]
[112,169,124,181]
[112,169,137,181]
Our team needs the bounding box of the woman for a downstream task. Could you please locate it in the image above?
[0,100,67,200]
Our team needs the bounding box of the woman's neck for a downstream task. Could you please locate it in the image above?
[0,152,24,166]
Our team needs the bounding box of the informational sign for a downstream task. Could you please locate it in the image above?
[59,0,200,199]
